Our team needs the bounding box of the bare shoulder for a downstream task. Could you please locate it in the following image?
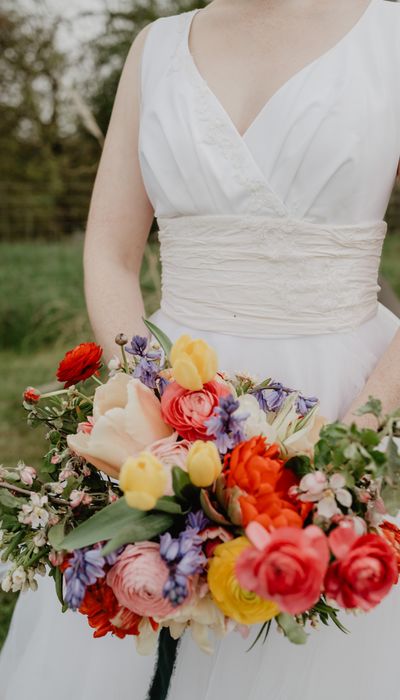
[124,19,160,68]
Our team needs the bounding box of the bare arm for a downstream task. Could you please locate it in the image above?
[83,23,155,363]
[341,327,400,428]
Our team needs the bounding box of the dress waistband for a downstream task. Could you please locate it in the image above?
[156,214,387,337]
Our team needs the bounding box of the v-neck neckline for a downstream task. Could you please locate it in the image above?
[183,0,379,141]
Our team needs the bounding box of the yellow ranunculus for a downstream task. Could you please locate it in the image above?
[170,334,218,391]
[119,451,167,510]
[208,537,279,625]
[187,441,222,487]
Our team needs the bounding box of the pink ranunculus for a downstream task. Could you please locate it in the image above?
[160,379,230,442]
[236,524,330,615]
[147,432,192,495]
[107,543,183,618]
[325,526,398,611]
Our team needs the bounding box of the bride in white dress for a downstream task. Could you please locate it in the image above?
[1,1,400,698]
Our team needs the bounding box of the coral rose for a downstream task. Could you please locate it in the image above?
[223,435,307,529]
[236,522,329,615]
[160,379,230,441]
[208,537,279,625]
[66,373,173,479]
[107,542,186,618]
[325,526,398,611]
[56,342,103,388]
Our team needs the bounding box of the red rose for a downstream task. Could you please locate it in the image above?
[160,379,230,441]
[236,522,330,614]
[325,526,398,611]
[56,342,103,388]
[79,578,142,639]
[23,386,41,403]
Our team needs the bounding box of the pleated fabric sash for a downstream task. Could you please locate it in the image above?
[156,214,387,337]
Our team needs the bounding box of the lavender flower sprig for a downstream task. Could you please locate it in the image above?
[160,512,209,606]
[251,379,318,416]
[204,395,248,454]
[64,546,116,611]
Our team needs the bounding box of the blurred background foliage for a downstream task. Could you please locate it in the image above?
[0,0,399,646]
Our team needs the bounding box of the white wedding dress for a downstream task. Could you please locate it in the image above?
[1,2,400,698]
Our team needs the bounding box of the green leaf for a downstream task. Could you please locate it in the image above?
[60,497,145,551]
[48,521,66,549]
[381,436,400,516]
[171,467,198,504]
[0,488,23,509]
[276,613,308,645]
[246,621,270,652]
[354,396,382,419]
[50,566,64,607]
[284,455,313,478]
[142,318,172,358]
[154,496,184,514]
[100,512,174,556]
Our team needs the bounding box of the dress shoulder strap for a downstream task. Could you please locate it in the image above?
[139,11,191,111]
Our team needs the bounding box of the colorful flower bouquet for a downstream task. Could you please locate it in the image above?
[1,320,400,697]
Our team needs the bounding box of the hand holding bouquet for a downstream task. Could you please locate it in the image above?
[1,321,400,697]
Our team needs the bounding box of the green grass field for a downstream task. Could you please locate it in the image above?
[0,231,399,648]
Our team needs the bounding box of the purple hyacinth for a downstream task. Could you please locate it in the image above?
[125,335,148,356]
[64,547,106,611]
[125,334,165,389]
[159,511,208,606]
[125,335,163,362]
[296,393,319,415]
[204,394,248,454]
[251,380,290,412]
[133,357,159,389]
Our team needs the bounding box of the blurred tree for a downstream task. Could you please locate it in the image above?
[0,3,99,239]
[87,0,207,133]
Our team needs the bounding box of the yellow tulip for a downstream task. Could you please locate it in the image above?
[119,451,167,510]
[187,441,222,487]
[170,334,218,391]
[208,538,280,625]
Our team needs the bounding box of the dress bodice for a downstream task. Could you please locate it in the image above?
[138,0,400,225]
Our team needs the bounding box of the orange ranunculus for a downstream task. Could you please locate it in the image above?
[79,578,142,639]
[56,342,103,388]
[380,521,400,580]
[223,435,307,530]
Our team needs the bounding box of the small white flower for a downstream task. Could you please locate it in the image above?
[69,489,92,509]
[108,354,121,376]
[18,493,50,529]
[317,494,339,519]
[1,574,12,593]
[33,530,47,548]
[237,394,277,442]
[36,563,46,577]
[19,464,37,486]
[11,566,27,592]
